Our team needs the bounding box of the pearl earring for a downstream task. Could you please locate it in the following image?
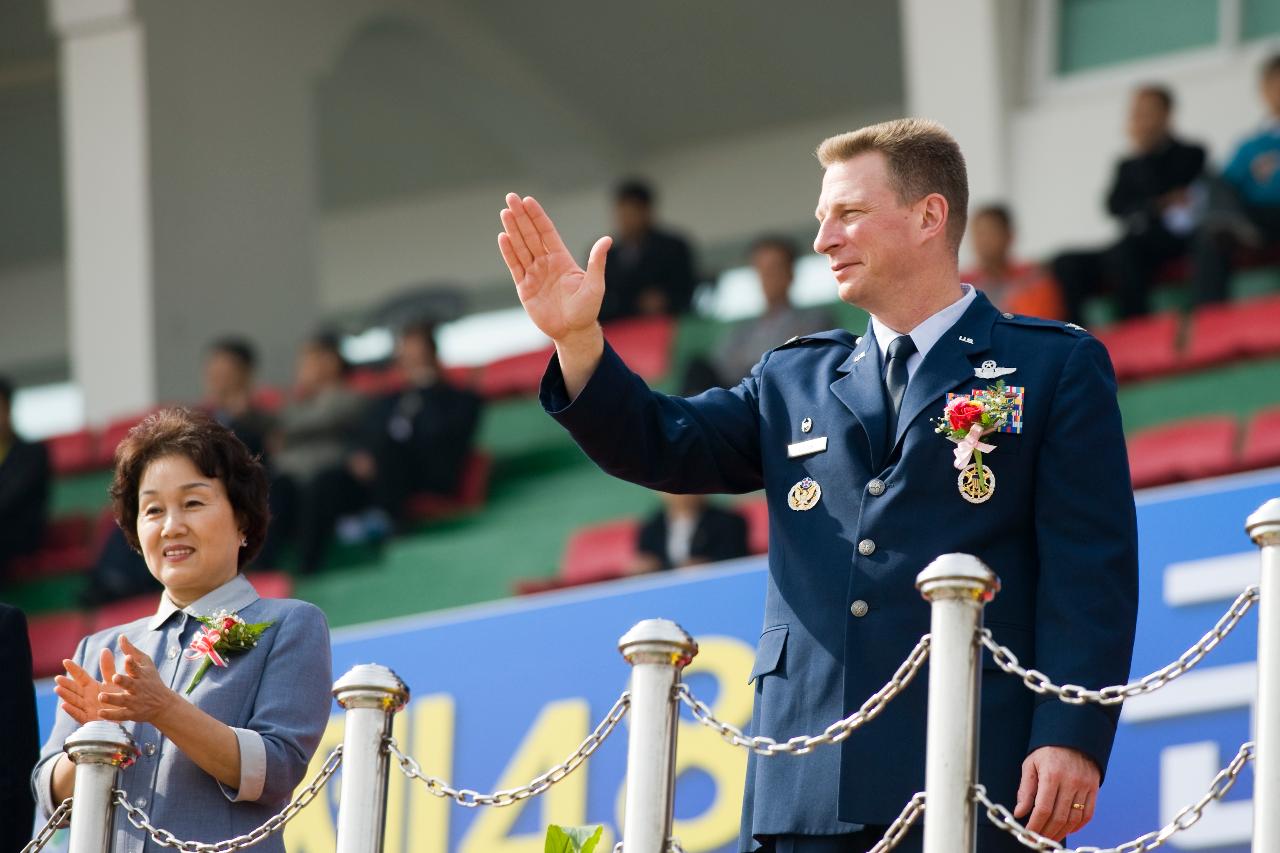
[240,536,248,548]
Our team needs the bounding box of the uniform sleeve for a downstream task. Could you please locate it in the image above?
[540,341,765,495]
[218,603,332,803]
[1027,336,1139,779]
[31,635,90,819]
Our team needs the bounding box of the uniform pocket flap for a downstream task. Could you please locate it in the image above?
[748,625,788,683]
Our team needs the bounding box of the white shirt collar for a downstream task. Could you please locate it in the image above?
[870,284,977,374]
[148,573,260,630]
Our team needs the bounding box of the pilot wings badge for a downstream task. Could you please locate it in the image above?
[974,360,1017,380]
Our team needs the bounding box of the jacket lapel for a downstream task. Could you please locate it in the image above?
[829,329,891,471]
[892,293,998,450]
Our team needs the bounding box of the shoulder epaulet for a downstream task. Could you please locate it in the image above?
[995,312,1091,337]
[773,329,860,351]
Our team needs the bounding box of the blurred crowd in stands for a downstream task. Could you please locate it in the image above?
[3,53,1280,605]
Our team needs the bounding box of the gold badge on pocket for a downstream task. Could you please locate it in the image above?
[788,477,822,511]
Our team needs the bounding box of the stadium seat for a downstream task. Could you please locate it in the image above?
[403,452,494,521]
[28,611,90,679]
[475,347,555,399]
[348,367,407,397]
[603,316,675,380]
[1240,406,1280,472]
[96,410,157,468]
[1127,416,1239,489]
[737,498,769,555]
[1094,313,1181,383]
[246,570,294,598]
[1183,294,1280,370]
[9,513,96,582]
[45,429,98,476]
[514,518,639,594]
[251,385,286,412]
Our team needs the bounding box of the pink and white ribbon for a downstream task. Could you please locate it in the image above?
[185,628,227,667]
[952,423,996,470]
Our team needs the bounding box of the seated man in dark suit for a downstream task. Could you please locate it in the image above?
[1052,85,1206,324]
[204,336,275,461]
[0,603,38,853]
[598,179,698,321]
[347,320,483,524]
[632,493,749,573]
[0,377,50,583]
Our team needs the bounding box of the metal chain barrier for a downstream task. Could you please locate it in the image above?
[390,690,630,807]
[21,798,73,853]
[975,741,1254,853]
[111,744,342,852]
[981,585,1259,705]
[868,792,926,853]
[676,635,931,755]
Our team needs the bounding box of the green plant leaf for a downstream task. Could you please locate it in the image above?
[544,824,604,853]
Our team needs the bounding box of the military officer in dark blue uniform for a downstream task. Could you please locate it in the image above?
[497,118,1138,853]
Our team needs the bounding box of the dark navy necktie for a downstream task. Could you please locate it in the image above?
[884,334,917,441]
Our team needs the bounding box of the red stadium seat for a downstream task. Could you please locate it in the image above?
[348,367,407,397]
[1183,294,1280,370]
[9,514,96,582]
[28,611,90,679]
[251,386,286,412]
[603,316,675,381]
[1127,416,1239,489]
[90,594,159,633]
[403,452,493,521]
[1094,313,1182,383]
[96,410,158,469]
[245,570,294,599]
[737,498,769,555]
[513,518,640,595]
[1240,406,1280,472]
[45,430,98,476]
[475,347,555,399]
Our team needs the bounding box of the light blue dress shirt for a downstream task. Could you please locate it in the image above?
[870,282,978,382]
[32,574,332,853]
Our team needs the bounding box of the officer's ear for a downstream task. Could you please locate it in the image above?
[916,192,949,247]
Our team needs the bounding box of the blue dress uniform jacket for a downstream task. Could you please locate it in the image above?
[32,575,332,853]
[540,292,1138,849]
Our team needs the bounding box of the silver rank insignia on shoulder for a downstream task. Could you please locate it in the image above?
[1065,322,1086,331]
[788,477,822,511]
[974,359,1016,380]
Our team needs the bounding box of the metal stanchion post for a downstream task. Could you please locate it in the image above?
[64,722,138,853]
[618,619,698,853]
[1248,498,1280,853]
[333,663,410,853]
[916,553,1000,853]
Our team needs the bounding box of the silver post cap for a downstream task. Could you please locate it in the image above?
[332,663,410,712]
[618,618,698,667]
[64,721,138,768]
[915,553,1001,602]
[1246,498,1280,546]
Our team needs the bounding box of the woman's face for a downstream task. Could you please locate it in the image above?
[137,453,243,607]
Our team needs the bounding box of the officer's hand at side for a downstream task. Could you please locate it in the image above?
[498,194,611,345]
[1013,745,1100,841]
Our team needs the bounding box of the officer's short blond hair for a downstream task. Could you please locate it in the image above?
[816,118,969,251]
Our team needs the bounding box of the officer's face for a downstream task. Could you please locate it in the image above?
[814,152,921,313]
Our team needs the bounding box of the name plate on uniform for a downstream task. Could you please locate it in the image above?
[787,436,829,459]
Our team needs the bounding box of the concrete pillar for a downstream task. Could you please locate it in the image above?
[49,0,157,425]
[900,0,1016,212]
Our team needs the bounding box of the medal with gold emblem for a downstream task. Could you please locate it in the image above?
[932,381,1023,505]
[788,477,822,511]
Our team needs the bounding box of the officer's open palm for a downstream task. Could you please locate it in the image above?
[498,193,611,343]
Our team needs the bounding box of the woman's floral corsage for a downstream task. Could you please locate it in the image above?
[932,380,1017,499]
[184,610,273,694]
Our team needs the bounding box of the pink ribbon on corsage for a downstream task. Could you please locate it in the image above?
[185,627,227,668]
[952,423,996,470]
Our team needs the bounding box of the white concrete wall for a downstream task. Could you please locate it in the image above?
[1008,39,1280,260]
[314,110,902,313]
[0,261,67,371]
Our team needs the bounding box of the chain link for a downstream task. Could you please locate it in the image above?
[21,798,72,853]
[868,792,926,853]
[981,585,1258,705]
[112,744,342,852]
[976,741,1254,852]
[677,635,930,755]
[391,690,630,807]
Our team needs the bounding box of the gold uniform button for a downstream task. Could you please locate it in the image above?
[850,600,869,618]
[857,539,876,556]
[867,479,886,496]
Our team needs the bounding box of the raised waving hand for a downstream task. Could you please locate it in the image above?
[498,194,611,397]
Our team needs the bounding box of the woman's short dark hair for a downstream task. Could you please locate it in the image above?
[109,407,270,568]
